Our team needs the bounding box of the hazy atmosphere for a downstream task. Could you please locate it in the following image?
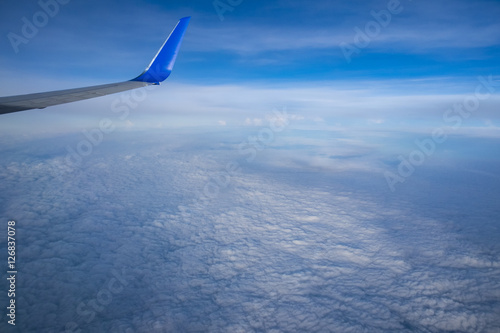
[1,0,499,332]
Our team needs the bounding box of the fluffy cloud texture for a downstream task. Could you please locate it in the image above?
[1,127,499,332]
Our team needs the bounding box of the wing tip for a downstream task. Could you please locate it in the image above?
[131,17,190,84]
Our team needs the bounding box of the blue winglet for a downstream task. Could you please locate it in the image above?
[131,16,191,84]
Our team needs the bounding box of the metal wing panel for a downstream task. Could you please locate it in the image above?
[0,81,150,114]
[0,16,190,115]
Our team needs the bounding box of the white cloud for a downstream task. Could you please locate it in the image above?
[1,129,499,331]
[244,117,263,126]
[184,15,500,55]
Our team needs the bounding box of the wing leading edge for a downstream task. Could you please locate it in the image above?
[0,16,190,115]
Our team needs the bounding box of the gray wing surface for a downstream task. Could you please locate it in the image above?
[0,16,190,115]
[0,81,149,115]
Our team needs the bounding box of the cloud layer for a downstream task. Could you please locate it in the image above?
[1,128,499,332]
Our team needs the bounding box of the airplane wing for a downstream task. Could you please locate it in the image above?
[0,16,191,115]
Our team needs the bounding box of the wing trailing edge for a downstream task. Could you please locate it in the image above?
[0,16,190,115]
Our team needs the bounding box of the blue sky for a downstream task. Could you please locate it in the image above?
[0,0,499,133]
